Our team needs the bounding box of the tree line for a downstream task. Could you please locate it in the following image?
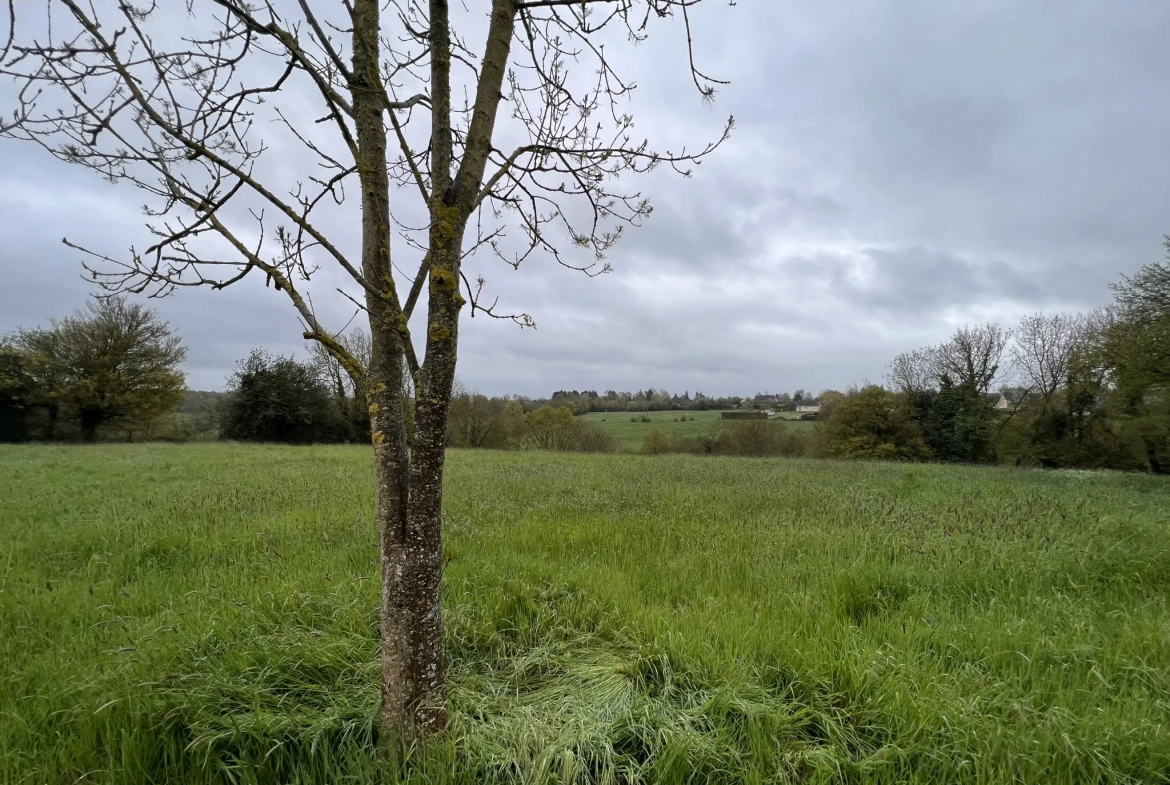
[760,246,1168,473]
[461,244,1170,473]
[541,389,745,414]
[870,245,1169,473]
[4,241,1168,472]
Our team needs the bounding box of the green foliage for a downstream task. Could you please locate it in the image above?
[641,428,671,455]
[178,390,228,438]
[821,385,931,461]
[500,401,526,449]
[572,422,619,454]
[0,344,34,442]
[2,445,1169,783]
[6,326,67,439]
[1091,242,1170,471]
[907,379,996,463]
[714,420,808,457]
[6,298,187,442]
[441,395,616,454]
[525,405,578,451]
[1117,395,1170,474]
[447,392,509,448]
[544,388,743,414]
[220,350,354,444]
[524,405,618,453]
[816,390,845,421]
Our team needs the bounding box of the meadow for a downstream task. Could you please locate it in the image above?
[1,444,1168,784]
[577,410,815,450]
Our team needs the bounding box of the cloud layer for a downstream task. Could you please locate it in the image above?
[3,2,1169,396]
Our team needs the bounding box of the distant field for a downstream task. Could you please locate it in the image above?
[579,409,814,449]
[2,444,1168,784]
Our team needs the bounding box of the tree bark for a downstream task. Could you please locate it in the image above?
[388,0,517,732]
[350,0,517,744]
[351,0,445,745]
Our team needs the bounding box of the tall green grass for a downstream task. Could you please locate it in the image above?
[1,444,1168,783]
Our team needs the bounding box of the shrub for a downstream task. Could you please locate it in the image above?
[575,422,619,453]
[820,385,931,461]
[447,392,509,449]
[525,405,579,451]
[714,420,809,457]
[642,428,671,455]
[220,350,353,444]
[672,434,718,454]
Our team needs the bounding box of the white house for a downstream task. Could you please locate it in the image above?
[795,401,820,414]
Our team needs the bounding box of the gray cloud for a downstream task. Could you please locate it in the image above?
[4,1,1170,397]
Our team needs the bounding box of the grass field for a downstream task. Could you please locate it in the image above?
[577,410,815,450]
[2,444,1169,784]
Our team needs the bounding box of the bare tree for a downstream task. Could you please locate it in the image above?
[1,0,730,739]
[308,327,373,399]
[1011,312,1088,403]
[934,323,1010,394]
[886,346,938,395]
[887,324,1008,396]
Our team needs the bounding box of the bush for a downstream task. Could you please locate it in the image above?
[447,392,508,449]
[672,434,718,454]
[714,420,810,458]
[820,386,931,462]
[642,428,671,455]
[575,422,619,453]
[525,405,579,451]
[0,346,33,443]
[220,350,353,444]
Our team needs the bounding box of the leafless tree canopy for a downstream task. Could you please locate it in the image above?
[1011,312,1089,401]
[1,0,732,738]
[887,323,1010,395]
[309,327,372,398]
[1,0,730,383]
[936,323,1009,394]
[886,346,937,395]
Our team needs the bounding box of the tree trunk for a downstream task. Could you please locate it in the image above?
[351,0,447,745]
[79,411,100,443]
[349,0,515,745]
[46,403,58,440]
[366,343,416,738]
[1145,438,1165,475]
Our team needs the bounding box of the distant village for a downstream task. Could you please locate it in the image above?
[536,388,828,418]
[738,393,822,416]
[532,384,1037,423]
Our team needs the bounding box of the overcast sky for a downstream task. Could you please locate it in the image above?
[3,1,1170,397]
